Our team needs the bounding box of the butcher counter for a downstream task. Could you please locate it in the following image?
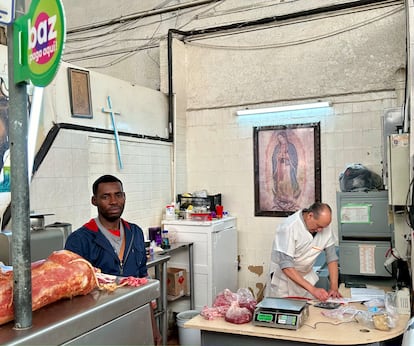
[0,279,159,345]
[185,305,409,345]
[185,284,411,346]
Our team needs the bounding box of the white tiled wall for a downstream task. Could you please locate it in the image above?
[29,129,172,237]
[184,92,397,295]
[156,2,404,296]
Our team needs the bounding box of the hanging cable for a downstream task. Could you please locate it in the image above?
[183,5,403,48]
[64,0,403,69]
[66,0,225,34]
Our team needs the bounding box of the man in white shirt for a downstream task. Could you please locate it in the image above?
[265,202,342,301]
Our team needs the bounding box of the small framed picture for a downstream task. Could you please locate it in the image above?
[68,68,93,118]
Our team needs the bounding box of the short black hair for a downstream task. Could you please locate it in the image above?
[303,202,331,218]
[92,175,123,195]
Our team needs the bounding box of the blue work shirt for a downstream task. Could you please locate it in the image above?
[65,218,148,278]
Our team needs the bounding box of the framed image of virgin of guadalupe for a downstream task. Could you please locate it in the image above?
[253,122,321,217]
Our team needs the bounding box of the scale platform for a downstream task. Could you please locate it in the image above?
[253,297,309,330]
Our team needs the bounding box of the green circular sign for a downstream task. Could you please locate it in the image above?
[13,0,66,87]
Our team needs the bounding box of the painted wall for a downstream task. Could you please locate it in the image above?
[0,46,172,236]
[62,0,372,89]
[29,129,172,232]
[44,61,169,139]
[158,3,406,296]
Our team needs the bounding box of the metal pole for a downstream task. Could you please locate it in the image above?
[7,0,32,329]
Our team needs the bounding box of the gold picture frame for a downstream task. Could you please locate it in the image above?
[68,68,93,118]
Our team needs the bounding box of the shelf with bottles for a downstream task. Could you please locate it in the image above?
[177,193,221,213]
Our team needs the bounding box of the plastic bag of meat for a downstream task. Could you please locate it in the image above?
[201,288,257,321]
[212,288,237,309]
[213,288,256,309]
[200,305,228,320]
[236,287,257,313]
[225,300,252,324]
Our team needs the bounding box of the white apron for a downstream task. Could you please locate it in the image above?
[266,211,335,299]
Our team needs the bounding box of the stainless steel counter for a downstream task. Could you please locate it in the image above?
[0,279,160,345]
[147,253,170,346]
[146,243,194,344]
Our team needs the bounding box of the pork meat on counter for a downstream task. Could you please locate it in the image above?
[0,250,97,325]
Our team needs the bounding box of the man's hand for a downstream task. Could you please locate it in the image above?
[311,287,329,301]
[328,288,342,299]
[282,267,331,301]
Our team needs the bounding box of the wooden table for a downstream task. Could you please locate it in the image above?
[185,286,410,345]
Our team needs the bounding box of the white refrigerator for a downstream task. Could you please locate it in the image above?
[162,217,238,312]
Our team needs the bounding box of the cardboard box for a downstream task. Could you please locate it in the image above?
[167,267,187,297]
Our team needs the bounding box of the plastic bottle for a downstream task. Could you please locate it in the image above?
[162,229,170,249]
[165,204,175,220]
[149,241,156,258]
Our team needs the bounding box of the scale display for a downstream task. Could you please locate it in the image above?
[254,311,298,327]
[277,313,298,326]
[253,297,309,330]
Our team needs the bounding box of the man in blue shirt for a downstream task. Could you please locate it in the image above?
[65,174,160,344]
[65,174,147,277]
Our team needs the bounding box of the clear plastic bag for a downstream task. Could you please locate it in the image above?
[224,301,252,324]
[384,292,399,328]
[201,288,257,321]
[363,298,385,309]
[355,299,398,331]
[235,288,257,313]
[321,306,360,321]
[321,294,399,331]
[356,310,396,331]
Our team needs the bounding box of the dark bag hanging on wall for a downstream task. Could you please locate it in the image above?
[339,164,384,192]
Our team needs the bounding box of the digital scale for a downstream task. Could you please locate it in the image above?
[253,297,309,330]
